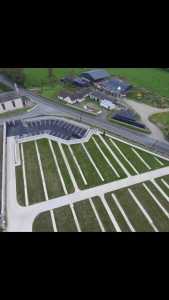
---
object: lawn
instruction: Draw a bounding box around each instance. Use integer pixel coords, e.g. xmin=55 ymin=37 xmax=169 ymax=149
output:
xmin=51 ymin=141 xmax=74 ymax=194
xmin=107 ymin=68 xmax=169 ymax=99
xmin=74 ymin=199 xmax=102 ymax=232
xmin=33 ymin=211 xmax=54 ymax=232
xmin=22 ymin=68 xmax=169 ymax=113
xmin=149 ymin=112 xmax=169 ymax=141
xmin=23 ymin=141 xmax=45 ymax=205
xmin=23 ymin=68 xmax=88 ymax=88
xmin=37 ymin=139 xmax=65 ymax=199
xmin=24 ymin=68 xmax=169 ymax=99
xmin=111 ymin=187 xmax=154 ymax=232
xmin=54 ymin=206 xmax=78 ymax=232
xmin=15 ymin=165 xmax=25 ymax=206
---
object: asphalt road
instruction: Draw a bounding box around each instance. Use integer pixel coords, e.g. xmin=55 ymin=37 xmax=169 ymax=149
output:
xmin=1 ymin=74 xmax=169 ymax=157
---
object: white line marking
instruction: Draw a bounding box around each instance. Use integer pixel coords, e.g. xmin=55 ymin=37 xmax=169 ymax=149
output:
xmin=154 ymin=156 xmax=164 ymax=166
xmin=132 ymin=148 xmax=151 ymax=170
xmin=50 ymin=210 xmax=58 ymax=232
xmin=161 ymin=178 xmax=169 ymax=190
xmin=35 ymin=141 xmax=58 ymax=232
xmin=128 ymin=188 xmax=158 ymax=232
xmin=68 ymin=145 xmax=88 ymax=185
xmin=89 ymin=198 xmax=105 ymax=232
xmin=92 ymin=136 xmax=120 ymax=178
xmin=35 ymin=141 xmax=49 ymax=201
xmin=48 ymin=140 xmax=68 ymax=194
xmin=58 ymin=143 xmax=79 ymax=191
xmin=70 ymin=204 xmax=81 ymax=232
xmin=152 ymin=179 xmax=169 ymax=203
xmin=21 ymin=144 xmax=29 ymax=207
xmin=82 ymin=143 xmax=104 ymax=182
xmin=99 ymin=134 xmax=130 ymax=177
xmin=109 ymin=138 xmax=139 ymax=175
xmin=111 ymin=193 xmax=135 ymax=232
xmin=100 ymin=195 xmax=121 ymax=232
xmin=143 ymin=183 xmax=169 ymax=219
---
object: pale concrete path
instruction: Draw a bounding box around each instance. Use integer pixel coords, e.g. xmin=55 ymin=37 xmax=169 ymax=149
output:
xmin=124 ymin=98 xmax=169 ymax=142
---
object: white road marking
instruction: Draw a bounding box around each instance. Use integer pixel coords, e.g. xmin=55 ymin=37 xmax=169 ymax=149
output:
xmin=128 ymin=188 xmax=158 ymax=232
xmin=48 ymin=140 xmax=68 ymax=194
xmin=20 ymin=143 xmax=29 ymax=207
xmin=50 ymin=210 xmax=58 ymax=232
xmin=35 ymin=141 xmax=49 ymax=201
xmin=89 ymin=198 xmax=105 ymax=232
xmin=161 ymin=178 xmax=169 ymax=190
xmin=35 ymin=141 xmax=58 ymax=232
xmin=109 ymin=138 xmax=139 ymax=175
xmin=99 ymin=134 xmax=130 ymax=177
xmin=132 ymin=148 xmax=151 ymax=170
xmin=70 ymin=204 xmax=81 ymax=232
xmin=58 ymin=143 xmax=79 ymax=191
xmin=152 ymin=179 xmax=169 ymax=203
xmin=142 ymin=183 xmax=169 ymax=219
xmin=111 ymin=193 xmax=135 ymax=232
xmin=92 ymin=136 xmax=120 ymax=178
xmin=100 ymin=195 xmax=121 ymax=232
xmin=82 ymin=143 xmax=104 ymax=182
xmin=154 ymin=156 xmax=164 ymax=166
xmin=68 ymin=145 xmax=88 ymax=185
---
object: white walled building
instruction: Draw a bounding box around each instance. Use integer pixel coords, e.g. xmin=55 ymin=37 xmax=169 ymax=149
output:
xmin=0 ymin=92 xmax=32 ymax=114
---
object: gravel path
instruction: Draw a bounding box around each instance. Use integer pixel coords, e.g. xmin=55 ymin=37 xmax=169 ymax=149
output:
xmin=124 ymin=98 xmax=169 ymax=142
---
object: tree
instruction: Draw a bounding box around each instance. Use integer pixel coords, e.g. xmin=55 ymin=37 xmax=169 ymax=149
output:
xmin=0 ymin=68 xmax=25 ymax=85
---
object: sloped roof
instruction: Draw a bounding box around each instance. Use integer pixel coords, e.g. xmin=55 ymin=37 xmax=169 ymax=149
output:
xmin=80 ymin=69 xmax=110 ymax=81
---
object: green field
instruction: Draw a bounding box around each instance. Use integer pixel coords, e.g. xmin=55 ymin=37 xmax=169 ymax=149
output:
xmin=149 ymin=112 xmax=169 ymax=141
xmin=23 ymin=68 xmax=169 ymax=98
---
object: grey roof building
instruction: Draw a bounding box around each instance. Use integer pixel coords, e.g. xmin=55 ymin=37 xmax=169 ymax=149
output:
xmin=80 ymin=69 xmax=110 ymax=82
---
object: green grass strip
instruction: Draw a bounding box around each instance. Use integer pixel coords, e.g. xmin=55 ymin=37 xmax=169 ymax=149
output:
xmin=51 ymin=141 xmax=74 ymax=194
xmin=37 ymin=139 xmax=65 ymax=199
xmin=103 ymin=136 xmax=136 ymax=175
xmin=155 ymin=177 xmax=169 ymax=197
xmin=84 ymin=139 xmax=117 ymax=182
xmin=94 ymin=135 xmax=127 ymax=179
xmin=145 ymin=181 xmax=169 ymax=213
xmin=62 ymin=144 xmax=84 ymax=189
xmin=115 ymin=188 xmax=154 ymax=232
xmin=15 ymin=166 xmax=25 ymax=206
xmin=131 ymin=184 xmax=169 ymax=232
xmin=33 ymin=211 xmax=54 ymax=232
xmin=70 ymin=143 xmax=102 ymax=188
xmin=105 ymin=193 xmax=131 ymax=232
xmin=23 ymin=141 xmax=45 ymax=205
xmin=53 ymin=206 xmax=77 ymax=232
xmin=135 ymin=148 xmax=168 ymax=169
xmin=113 ymin=139 xmax=149 ymax=174
xmin=92 ymin=197 xmax=116 ymax=232
xmin=74 ymin=199 xmax=102 ymax=232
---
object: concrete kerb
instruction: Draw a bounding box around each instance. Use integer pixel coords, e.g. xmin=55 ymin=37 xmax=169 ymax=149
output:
xmin=1 ymin=123 xmax=7 ymax=230
xmin=17 ymin=128 xmax=98 ymax=146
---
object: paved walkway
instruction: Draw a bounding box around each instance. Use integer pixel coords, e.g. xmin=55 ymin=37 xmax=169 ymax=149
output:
xmin=124 ymin=98 xmax=169 ymax=142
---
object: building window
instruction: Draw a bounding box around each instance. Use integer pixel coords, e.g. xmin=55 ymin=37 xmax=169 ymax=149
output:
xmin=1 ymin=103 xmax=6 ymax=111
xmin=12 ymin=101 xmax=16 ymax=108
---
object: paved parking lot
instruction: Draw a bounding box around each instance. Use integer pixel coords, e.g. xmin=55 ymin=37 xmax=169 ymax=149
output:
xmin=6 ymin=119 xmax=87 ymax=140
